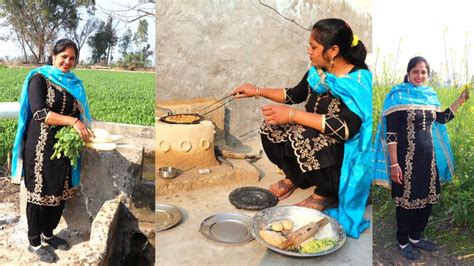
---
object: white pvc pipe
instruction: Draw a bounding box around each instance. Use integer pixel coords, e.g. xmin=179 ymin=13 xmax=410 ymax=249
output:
xmin=0 ymin=102 xmax=20 ymax=119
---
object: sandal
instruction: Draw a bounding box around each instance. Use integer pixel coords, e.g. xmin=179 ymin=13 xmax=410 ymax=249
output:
xmin=295 ymin=194 xmax=337 ymax=211
xmin=269 ymin=179 xmax=296 ymax=200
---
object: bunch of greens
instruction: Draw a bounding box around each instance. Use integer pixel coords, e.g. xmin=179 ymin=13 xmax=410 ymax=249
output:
xmin=50 ymin=126 xmax=85 ymax=166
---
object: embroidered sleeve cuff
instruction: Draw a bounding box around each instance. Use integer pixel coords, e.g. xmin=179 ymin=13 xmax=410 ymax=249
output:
xmin=284 ymin=88 xmax=297 ymax=104
xmin=324 ymin=115 xmax=349 ymax=141
xmin=33 ymin=108 xmax=51 ymax=123
xmin=386 ymin=132 xmax=398 ymax=144
xmin=446 ymin=107 xmax=455 ymax=121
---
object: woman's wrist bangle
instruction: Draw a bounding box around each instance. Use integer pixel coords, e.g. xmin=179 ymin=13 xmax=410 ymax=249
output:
xmin=288 ymin=109 xmax=294 ymax=124
xmin=255 ymin=86 xmax=261 ymax=99
xmin=71 ymin=118 xmax=79 ymax=126
xmin=390 ymin=163 xmax=399 ymax=168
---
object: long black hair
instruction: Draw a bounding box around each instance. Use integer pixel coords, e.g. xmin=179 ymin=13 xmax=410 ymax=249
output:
xmin=312 ymin=18 xmax=368 ymax=70
xmin=46 ymin=39 xmax=79 ymax=65
xmin=403 ymin=56 xmax=430 ymax=83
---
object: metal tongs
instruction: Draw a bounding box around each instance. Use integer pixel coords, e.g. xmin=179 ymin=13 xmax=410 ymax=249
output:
xmin=198 ymin=93 xmax=237 ymax=116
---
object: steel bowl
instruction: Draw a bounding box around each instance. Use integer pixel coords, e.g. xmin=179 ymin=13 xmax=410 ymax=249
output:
xmin=159 ymin=166 xmax=177 ymax=179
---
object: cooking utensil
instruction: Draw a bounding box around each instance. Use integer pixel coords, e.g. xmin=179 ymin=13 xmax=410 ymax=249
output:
xmin=278 ymin=218 xmax=329 ymax=250
xmin=157 ymin=106 xmax=173 ymax=116
xmin=250 ymin=206 xmax=346 ymax=257
xmin=198 ymin=94 xmax=234 ymax=114
xmin=228 ymin=186 xmax=278 ymax=211
xmin=156 ymin=204 xmax=183 ymax=231
xmin=157 ymin=105 xmax=203 ymax=124
xmin=159 ymin=166 xmax=178 ymax=179
xmin=200 ymin=97 xmax=235 ymax=116
xmin=160 ymin=113 xmax=203 ymax=124
xmin=216 ymin=155 xmax=233 ymax=168
xmin=199 ymin=213 xmax=254 ymax=245
xmin=158 ymin=94 xmax=237 ymax=125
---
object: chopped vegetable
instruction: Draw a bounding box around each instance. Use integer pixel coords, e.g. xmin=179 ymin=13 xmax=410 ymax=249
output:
xmin=299 ymin=238 xmax=336 ymax=254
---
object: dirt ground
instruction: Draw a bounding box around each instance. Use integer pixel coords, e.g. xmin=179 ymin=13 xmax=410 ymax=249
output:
xmin=0 ymin=173 xmax=20 ymax=230
xmin=372 ymin=201 xmax=474 ymax=265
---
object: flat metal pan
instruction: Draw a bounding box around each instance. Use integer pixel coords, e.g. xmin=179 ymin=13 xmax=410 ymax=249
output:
xmin=160 ymin=113 xmax=203 ymax=124
xmin=199 ymin=213 xmax=254 ymax=245
xmin=229 ymin=186 xmax=278 ymax=211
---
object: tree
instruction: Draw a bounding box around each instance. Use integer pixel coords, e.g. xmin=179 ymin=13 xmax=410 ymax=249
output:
xmin=87 ymin=16 xmax=117 ymax=65
xmin=119 ymin=28 xmax=133 ymax=56
xmin=118 ymin=19 xmax=152 ymax=69
xmin=72 ymin=14 xmax=100 ymax=61
xmin=0 ymin=0 xmax=94 ymax=63
xmin=134 ymin=19 xmax=148 ymax=46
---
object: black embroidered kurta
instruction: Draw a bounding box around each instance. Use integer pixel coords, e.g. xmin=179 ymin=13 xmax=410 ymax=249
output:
xmin=259 ymin=70 xmax=362 ymax=196
xmin=23 ymin=74 xmax=79 ymax=207
xmin=386 ymin=108 xmax=454 ymax=209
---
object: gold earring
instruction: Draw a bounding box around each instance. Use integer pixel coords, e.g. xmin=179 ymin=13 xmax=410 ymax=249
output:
xmin=330 ymin=59 xmax=334 ymax=68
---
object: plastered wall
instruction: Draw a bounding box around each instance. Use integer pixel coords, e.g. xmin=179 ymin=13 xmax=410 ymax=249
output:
xmin=156 ymin=0 xmax=372 ymax=144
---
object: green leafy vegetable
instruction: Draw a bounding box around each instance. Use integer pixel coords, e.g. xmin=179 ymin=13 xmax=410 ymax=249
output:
xmin=50 ymin=126 xmax=85 ymax=166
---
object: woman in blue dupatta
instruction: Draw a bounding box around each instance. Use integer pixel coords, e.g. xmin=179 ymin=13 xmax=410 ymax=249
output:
xmin=233 ymin=18 xmax=372 ymax=239
xmin=373 ymin=56 xmax=469 ymax=260
xmin=11 ymin=39 xmax=92 ymax=263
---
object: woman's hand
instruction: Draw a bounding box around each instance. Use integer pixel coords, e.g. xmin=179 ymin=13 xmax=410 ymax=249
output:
xmin=72 ymin=119 xmax=92 ymax=142
xmin=450 ymin=88 xmax=470 ymax=113
xmin=458 ymin=87 xmax=470 ymax=105
xmin=390 ymin=165 xmax=403 ymax=185
xmin=262 ymin=105 xmax=292 ymax=125
xmin=232 ymin=83 xmax=257 ymax=99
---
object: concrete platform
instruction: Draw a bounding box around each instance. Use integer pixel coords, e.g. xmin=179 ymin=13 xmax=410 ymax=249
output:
xmin=156 ymin=158 xmax=260 ymax=196
xmin=156 ymin=137 xmax=372 ymax=265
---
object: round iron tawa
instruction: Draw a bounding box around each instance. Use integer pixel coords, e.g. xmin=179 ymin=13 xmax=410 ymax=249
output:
xmin=199 ymin=213 xmax=254 ymax=245
xmin=229 ymin=186 xmax=278 ymax=211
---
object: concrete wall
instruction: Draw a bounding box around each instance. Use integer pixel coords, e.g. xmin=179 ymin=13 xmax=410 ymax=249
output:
xmin=156 ymin=0 xmax=372 ymax=144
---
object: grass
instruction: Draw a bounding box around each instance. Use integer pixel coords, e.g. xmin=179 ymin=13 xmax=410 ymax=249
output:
xmin=372 ymin=83 xmax=474 ymax=258
xmin=0 ymin=66 xmax=155 ymax=165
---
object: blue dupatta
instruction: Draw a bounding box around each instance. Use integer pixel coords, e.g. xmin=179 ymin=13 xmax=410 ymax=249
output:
xmin=11 ymin=65 xmax=92 ymax=187
xmin=372 ymin=83 xmax=454 ymax=186
xmin=307 ymin=66 xmax=373 ymax=239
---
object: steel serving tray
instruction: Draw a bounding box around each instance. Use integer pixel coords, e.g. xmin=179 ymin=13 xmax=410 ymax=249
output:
xmin=156 ymin=203 xmax=183 ymax=231
xmin=251 ymin=206 xmax=346 ymax=257
xmin=199 ymin=213 xmax=254 ymax=245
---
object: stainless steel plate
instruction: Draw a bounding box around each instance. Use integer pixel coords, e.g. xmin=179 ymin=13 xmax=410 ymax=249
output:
xmin=251 ymin=206 xmax=346 ymax=257
xmin=156 ymin=203 xmax=183 ymax=231
xmin=199 ymin=213 xmax=254 ymax=245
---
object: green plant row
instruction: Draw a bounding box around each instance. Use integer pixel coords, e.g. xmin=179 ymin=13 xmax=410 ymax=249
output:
xmin=0 ymin=67 xmax=155 ymax=165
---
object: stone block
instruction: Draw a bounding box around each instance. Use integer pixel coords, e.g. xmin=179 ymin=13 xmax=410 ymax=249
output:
xmin=62 ymin=144 xmax=143 ymax=236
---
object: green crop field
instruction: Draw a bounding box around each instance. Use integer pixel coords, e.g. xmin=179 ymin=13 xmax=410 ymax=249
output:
xmin=0 ymin=66 xmax=155 ymax=165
